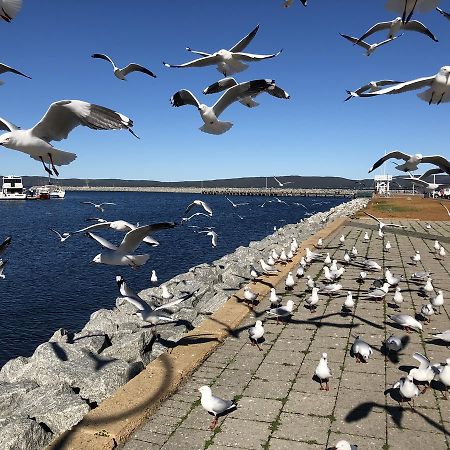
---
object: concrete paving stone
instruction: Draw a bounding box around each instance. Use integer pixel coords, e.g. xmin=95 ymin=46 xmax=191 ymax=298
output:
xmin=283 ymin=391 xmax=336 ymax=417
xmin=386 ymin=405 xmax=444 ymax=433
xmin=208 ymin=446 xmax=248 ymax=450
xmin=156 ymin=404 xmax=191 ymax=419
xmin=213 ymin=369 xmax=254 ymax=387
xmin=268 ymin=437 xmax=322 ymax=449
xmin=340 ymin=371 xmax=385 ymax=391
xmin=387 ymin=428 xmax=448 ymax=450
xmin=332 ymin=409 xmax=386 ymax=439
xmin=244 ymin=378 xmax=291 ymax=400
xmin=178 ymin=406 xmax=218 ymax=431
xmin=214 ymin=417 xmax=271 ymax=449
xmin=227 ymin=355 xmax=265 ymax=371
xmin=327 ymin=432 xmax=386 ymax=450
xmin=344 ymin=359 xmax=385 ymax=374
xmin=194 ymin=366 xmax=225 ymax=379
xmin=264 ymin=350 xmax=305 ymax=366
xmin=255 ymin=362 xmax=299 ymax=382
xmin=138 ymin=413 xmax=181 ymax=434
xmin=131 ymin=429 xmax=168 ymax=445
xmin=232 ymin=397 xmax=282 ymax=422
xmin=161 ymin=427 xmax=212 ymax=450
xmin=122 ymin=439 xmax=162 ymax=450
xmin=273 ymin=412 xmax=330 ymax=446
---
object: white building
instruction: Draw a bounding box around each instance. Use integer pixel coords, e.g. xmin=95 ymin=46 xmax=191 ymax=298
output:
xmin=374 ymin=175 xmax=392 ymax=196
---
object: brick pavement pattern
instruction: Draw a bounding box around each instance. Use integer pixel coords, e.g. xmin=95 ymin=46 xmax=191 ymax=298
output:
xmin=123 ymin=219 xmax=450 ymax=450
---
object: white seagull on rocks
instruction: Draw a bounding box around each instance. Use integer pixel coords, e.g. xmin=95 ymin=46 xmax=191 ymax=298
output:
xmin=260 ymin=259 xmax=279 ymax=275
xmin=164 ymin=25 xmax=282 ymax=76
xmin=198 ymin=386 xmax=236 ymax=430
xmin=88 ymin=222 xmax=175 ymax=267
xmin=386 ymin=0 xmax=440 ymax=23
xmin=0 ymin=100 xmax=137 ymax=176
xmin=270 ymin=288 xmax=282 ymax=307
xmin=355 ymin=17 xmax=438 ymax=43
xmin=150 ymin=270 xmax=158 ymax=285
xmin=0 ymin=0 xmax=22 ymax=22
xmin=315 ymin=353 xmax=332 ymax=391
xmin=345 ymin=80 xmax=403 ymax=101
xmin=340 ymin=33 xmax=402 ymax=56
xmin=203 ymin=77 xmax=289 ymax=108
xmin=359 ymin=66 xmax=450 ymax=105
xmin=244 ymin=286 xmax=258 ymax=306
xmin=171 ymin=79 xmax=276 ymax=135
xmin=369 ymin=151 xmax=450 ymax=174
xmin=91 ymin=53 xmax=156 ymax=80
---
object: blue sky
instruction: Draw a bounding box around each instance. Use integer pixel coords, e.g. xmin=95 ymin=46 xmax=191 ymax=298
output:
xmin=0 ymin=0 xmax=449 ymax=181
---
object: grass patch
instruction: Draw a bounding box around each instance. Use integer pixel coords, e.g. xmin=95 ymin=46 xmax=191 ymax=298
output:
xmin=270 ymin=417 xmax=281 ymax=433
xmin=373 ymin=203 xmax=415 ymax=213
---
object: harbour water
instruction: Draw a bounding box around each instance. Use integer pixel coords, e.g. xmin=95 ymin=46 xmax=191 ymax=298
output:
xmin=0 ymin=191 xmax=346 ymax=366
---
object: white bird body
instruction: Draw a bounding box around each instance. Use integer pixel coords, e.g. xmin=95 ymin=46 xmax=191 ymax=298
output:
xmin=0 ymin=259 xmax=7 ymax=279
xmin=315 ymin=353 xmax=331 ymax=390
xmin=410 ymin=352 xmax=435 ymax=383
xmin=272 ymin=249 xmax=280 ymax=261
xmin=433 ymin=358 xmax=450 ymax=393
xmin=385 ymin=269 xmax=401 ymax=286
xmin=439 ymin=246 xmax=446 ymax=258
xmin=280 ymin=250 xmax=288 ymax=263
xmin=344 ymin=291 xmax=355 ymax=309
xmin=367 ymin=282 xmax=390 ymax=300
xmin=364 ymin=232 xmax=370 ymax=241
xmin=343 ymin=251 xmax=351 ymax=264
xmin=151 ymin=270 xmax=158 ymax=285
xmin=359 ymin=271 xmax=367 ymax=282
xmin=248 ymin=320 xmax=264 ymax=342
xmin=306 ymin=275 xmax=315 ymax=289
xmin=269 ymin=288 xmax=281 ymax=307
xmin=324 ymin=253 xmax=332 ymax=265
xmin=434 ymin=329 xmax=450 ymax=343
xmin=431 ymin=290 xmax=444 ymax=313
xmin=306 ymin=247 xmax=322 ymax=261
xmin=340 ymin=33 xmax=401 ymax=56
xmin=296 ymin=266 xmax=304 ymax=278
xmin=390 ymin=314 xmax=423 ymax=332
xmin=285 ymin=272 xmax=295 ymax=289
xmin=364 ymin=260 xmax=382 ymax=271
xmin=323 ymin=266 xmax=344 ymax=282
xmin=300 ymin=256 xmax=307 ymax=268
xmin=351 ymin=246 xmax=358 ymax=257
xmin=412 ymin=251 xmax=421 ymax=264
xmin=330 ymin=440 xmax=357 ymax=450
xmin=316 ymin=238 xmax=323 ymax=248
xmin=161 ymin=284 xmax=173 ymax=301
xmin=339 ymin=235 xmax=345 ymax=245
xmin=330 ymin=259 xmax=338 ymax=271
xmin=393 ymin=375 xmax=419 ymax=401
xmin=424 ymin=277 xmax=434 ymax=295
xmin=385 ymin=241 xmax=392 ymax=251
xmin=287 ymin=250 xmax=294 ymax=259
xmin=91 ymin=53 xmax=156 ymax=80
xmin=393 ymin=287 xmax=404 ymax=307
xmin=306 ymin=287 xmax=320 ymax=310
xmin=267 ymin=300 xmax=294 ymax=320
xmin=260 ymin=259 xmax=278 ymax=275
xmin=352 ymin=336 xmax=373 ymax=362
xmin=198 ymin=385 xmax=236 ymax=430
xmin=244 ymin=287 xmax=258 ymax=303
xmin=421 ymin=303 xmax=434 ymax=321
xmin=267 ymin=256 xmax=276 ymax=266
xmin=320 ymin=283 xmax=342 ymax=295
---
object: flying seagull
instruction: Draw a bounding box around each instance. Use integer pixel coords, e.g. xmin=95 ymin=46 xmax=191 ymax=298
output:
xmin=273 ymin=176 xmax=293 ymax=187
xmin=181 ymin=212 xmax=211 ymax=224
xmin=340 ymin=33 xmax=402 ymax=56
xmin=50 ymin=229 xmax=71 ymax=242
xmin=164 ymin=25 xmax=282 ymax=76
xmin=184 ymin=200 xmax=213 ymax=216
xmin=91 ymin=53 xmax=156 ymax=80
xmin=88 ymin=222 xmax=175 ymax=267
xmin=0 ymin=100 xmax=138 ymax=176
xmin=199 ymin=230 xmax=218 ymax=248
xmin=203 ymin=77 xmax=289 ymax=108
xmin=345 ymin=80 xmax=405 ymax=101
xmin=368 ymin=151 xmax=450 ymax=175
xmin=404 ymin=169 xmax=449 ymax=191
xmin=81 ymin=201 xmax=116 ymax=212
xmin=225 ymin=197 xmax=249 ymax=208
xmin=356 ymin=17 xmax=438 ymax=43
xmin=386 ymin=0 xmax=440 ymax=23
xmin=364 ymin=212 xmax=408 ymax=230
xmin=0 ymin=259 xmax=6 ymax=279
xmin=0 ymin=0 xmax=22 ymax=22
xmin=358 ymin=66 xmax=450 ymax=105
xmin=0 ymin=63 xmax=31 ymax=83
xmin=171 ymin=79 xmax=275 ymax=135
xmin=0 ymin=236 xmax=11 ymax=256
xmin=436 ymin=7 xmax=450 ymax=20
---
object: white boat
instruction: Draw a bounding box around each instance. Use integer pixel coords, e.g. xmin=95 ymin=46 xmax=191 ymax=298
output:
xmin=47 ymin=184 xmax=65 ymax=199
xmin=29 ymin=184 xmax=65 ymax=199
xmin=0 ymin=176 xmax=27 ymax=200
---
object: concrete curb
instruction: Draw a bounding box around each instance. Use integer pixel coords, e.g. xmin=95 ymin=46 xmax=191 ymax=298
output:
xmin=46 ymin=217 xmax=347 ymax=450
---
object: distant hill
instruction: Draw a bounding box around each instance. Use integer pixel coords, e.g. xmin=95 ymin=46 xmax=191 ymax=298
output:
xmin=2 ymin=174 xmax=449 ymax=190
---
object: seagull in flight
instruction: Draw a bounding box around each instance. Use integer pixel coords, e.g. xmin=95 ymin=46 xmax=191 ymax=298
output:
xmin=358 ymin=66 xmax=450 ymax=105
xmin=88 ymin=222 xmax=175 ymax=267
xmin=81 ymin=201 xmax=116 ymax=213
xmin=91 ymin=53 xmax=156 ymax=80
xmin=171 ymin=79 xmax=275 ymax=135
xmin=199 ymin=230 xmax=218 ymax=248
xmin=181 ymin=212 xmax=211 ymax=224
xmin=203 ymin=77 xmax=289 ymax=108
xmin=0 ymin=62 xmax=31 ymax=84
xmin=355 ymin=17 xmax=438 ymax=43
xmin=273 ymin=197 xmax=289 ymax=205
xmin=404 ymin=169 xmax=448 ymax=192
xmin=164 ymin=25 xmax=282 ymax=76
xmin=345 ymin=80 xmax=404 ymax=101
xmin=0 ymin=236 xmax=11 ymax=256
xmin=184 ymin=200 xmax=213 ymax=216
xmin=340 ymin=33 xmax=402 ymax=56
xmin=50 ymin=229 xmax=71 ymax=242
xmin=273 ymin=177 xmax=293 ymax=187
xmin=0 ymin=0 xmax=22 ymax=22
xmin=364 ymin=212 xmax=407 ymax=230
xmin=436 ymin=7 xmax=450 ymax=20
xmin=225 ymin=196 xmax=249 ymax=208
xmin=368 ymin=151 xmax=450 ymax=175
xmin=0 ymin=100 xmax=137 ymax=176
xmin=386 ymin=0 xmax=440 ymax=23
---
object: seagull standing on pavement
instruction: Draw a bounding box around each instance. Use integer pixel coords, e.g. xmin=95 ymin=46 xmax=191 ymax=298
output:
xmin=198 ymin=386 xmax=237 ymax=430
xmin=393 ymin=375 xmax=420 ymax=407
xmin=267 ymin=299 xmax=294 ymax=324
xmin=351 ymin=336 xmax=373 ymax=363
xmin=431 ymin=290 xmax=444 ymax=313
xmin=393 ymin=287 xmax=404 ymax=309
xmin=306 ymin=287 xmax=320 ymax=312
xmin=248 ymin=320 xmax=264 ymax=350
xmin=315 ymin=353 xmax=332 ymax=391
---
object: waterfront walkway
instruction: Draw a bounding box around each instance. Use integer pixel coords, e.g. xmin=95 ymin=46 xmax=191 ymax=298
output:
xmin=122 ymin=219 xmax=450 ymax=450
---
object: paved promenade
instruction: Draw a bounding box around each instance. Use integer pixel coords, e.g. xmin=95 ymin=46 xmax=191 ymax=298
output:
xmin=123 ymin=219 xmax=450 ymax=450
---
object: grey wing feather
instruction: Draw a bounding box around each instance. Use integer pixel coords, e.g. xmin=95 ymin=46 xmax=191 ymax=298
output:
xmin=0 ymin=117 xmax=20 ymax=131
xmin=402 ymin=20 xmax=438 ymax=41
xmin=121 ymin=63 xmax=156 ymax=78
xmin=421 ymin=156 xmax=450 ymax=174
xmin=211 ymin=395 xmax=235 ymax=414
xmin=232 ymin=50 xmax=282 ymax=62
xmin=121 ymin=295 xmax=152 ymax=313
xmin=267 ymin=85 xmax=290 ymax=99
xmin=229 ymin=24 xmax=260 ymax=52
xmin=73 ymin=222 xmax=112 ymax=234
xmin=340 ymin=33 xmax=370 ymax=50
xmin=171 ymin=90 xmax=201 ymax=108
xmin=118 ymin=222 xmax=175 ymax=253
xmin=420 ymin=168 xmax=445 ymax=179
xmin=0 ymin=63 xmax=31 ymax=79
xmin=163 ymin=55 xmax=221 ymax=69
xmin=213 ymin=79 xmax=274 ymax=117
xmin=86 ymin=232 xmax=118 ymax=251
xmin=369 ymin=151 xmax=412 ymax=172
xmin=357 ymin=22 xmax=392 ymax=41
xmin=203 ymin=77 xmax=238 ymax=95
xmin=359 ymin=76 xmax=435 ymax=97
xmin=91 ymin=53 xmax=116 ymax=67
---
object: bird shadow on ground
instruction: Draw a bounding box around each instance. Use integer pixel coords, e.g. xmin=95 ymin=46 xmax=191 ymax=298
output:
xmin=425 ymin=338 xmax=450 ymax=348
xmin=155 ymin=333 xmax=224 ymax=353
xmin=345 ymin=401 xmax=450 ymax=435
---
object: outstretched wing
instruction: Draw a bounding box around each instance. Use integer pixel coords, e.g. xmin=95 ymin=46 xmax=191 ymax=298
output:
xmin=233 ymin=50 xmax=282 ymax=62
xmin=420 ymin=168 xmax=445 ymax=180
xmin=171 ymin=90 xmax=201 ymax=108
xmin=73 ymin=222 xmax=112 ymax=234
xmin=421 ymin=156 xmax=450 ymax=175
xmin=0 ymin=236 xmax=11 ymax=255
xmin=402 ymin=20 xmax=438 ymax=41
xmin=267 ymin=84 xmax=290 ymax=99
xmin=203 ymin=77 xmax=238 ymax=95
xmin=357 ymin=22 xmax=392 ymax=42
xmin=118 ymin=222 xmax=175 ymax=253
xmin=30 ymin=100 xmax=136 ymax=142
xmin=0 ymin=63 xmax=31 ymax=78
xmin=340 ymin=33 xmax=370 ymax=50
xmin=0 ymin=117 xmax=20 ymax=131
xmin=163 ymin=54 xmax=222 ymax=69
xmin=86 ymin=232 xmax=118 ymax=250
xmin=121 ymin=63 xmax=156 ymax=78
xmin=213 ymin=79 xmax=275 ymax=117
xmin=229 ymin=24 xmax=260 ymax=52
xmin=359 ymin=76 xmax=434 ymax=98
xmin=413 ymin=352 xmax=430 ymax=370
xmin=91 ymin=53 xmax=116 ymax=67
xmin=369 ymin=151 xmax=412 ymax=172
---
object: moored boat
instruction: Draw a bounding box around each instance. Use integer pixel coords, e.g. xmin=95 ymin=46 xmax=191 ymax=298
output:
xmin=0 ymin=176 xmax=27 ymax=200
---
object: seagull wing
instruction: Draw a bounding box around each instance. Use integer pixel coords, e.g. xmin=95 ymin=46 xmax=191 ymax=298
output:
xmin=213 ymin=79 xmax=275 ymax=117
xmin=121 ymin=63 xmax=156 ymax=78
xmin=375 ymin=35 xmax=401 ymax=48
xmin=359 ymin=76 xmax=435 ymax=97
xmin=0 ymin=63 xmax=31 ymax=78
xmin=225 ymin=196 xmax=236 ymax=206
xmin=118 ymin=222 xmax=175 ymax=253
xmin=402 ymin=20 xmax=438 ymax=41
xmin=0 ymin=0 xmax=22 ymax=22
xmin=363 ymin=211 xmax=382 ymax=224
xmin=99 ymin=202 xmax=116 ymax=207
xmin=229 ymin=24 xmax=260 ymax=52
xmin=185 ymin=48 xmax=212 ymax=57
xmin=340 ymin=33 xmax=370 ymax=50
xmin=121 ymin=295 xmax=152 ymax=313
xmin=49 ymin=228 xmax=63 ymax=239
xmin=421 ymin=156 xmax=450 ymax=174
xmin=210 ymin=395 xmax=235 ymax=414
xmin=0 ymin=236 xmax=11 ymax=255
xmin=232 ymin=50 xmax=282 ymax=61
xmin=86 ymin=232 xmax=118 ymax=250
xmin=30 ymin=100 xmax=136 ymax=143
xmin=436 ymin=7 xmax=450 ymax=20
xmin=376 ymin=80 xmax=405 ymax=87
xmin=357 ymin=22 xmax=393 ymax=41
xmin=440 ymin=202 xmax=450 ymax=215
xmin=203 ymin=77 xmax=238 ymax=95
xmin=267 ymin=85 xmax=290 ymax=99
xmin=420 ymin=168 xmax=445 ymax=179
xmin=73 ymin=222 xmax=112 ymax=234
xmin=369 ymin=151 xmax=413 ymax=172
xmin=171 ymin=90 xmax=201 ymax=108
xmin=413 ymin=352 xmax=430 ymax=370
xmin=0 ymin=117 xmax=20 ymax=131
xmin=163 ymin=54 xmax=222 ymax=69
xmin=91 ymin=53 xmax=116 ymax=68
xmin=116 ymin=275 xmax=142 ymax=299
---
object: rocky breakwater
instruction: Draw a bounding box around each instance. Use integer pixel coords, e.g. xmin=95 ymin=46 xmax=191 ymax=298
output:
xmin=0 ymin=198 xmax=369 ymax=450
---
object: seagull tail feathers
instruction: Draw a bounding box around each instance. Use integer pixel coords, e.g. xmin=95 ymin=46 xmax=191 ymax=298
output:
xmin=199 ymin=121 xmax=233 ymax=135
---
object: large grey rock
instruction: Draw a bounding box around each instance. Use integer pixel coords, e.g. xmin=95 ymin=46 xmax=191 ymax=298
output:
xmin=0 ymin=357 xmax=30 ymax=384
xmin=20 ymin=384 xmax=90 ymax=434
xmin=101 ymin=329 xmax=154 ymax=364
xmin=0 ymin=381 xmax=38 ymax=418
xmin=194 ymin=290 xmax=229 ymax=315
xmin=0 ymin=418 xmax=52 ymax=450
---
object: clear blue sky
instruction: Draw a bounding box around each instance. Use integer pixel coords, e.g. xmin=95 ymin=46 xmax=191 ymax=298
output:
xmin=1 ymin=1 xmax=449 ymax=181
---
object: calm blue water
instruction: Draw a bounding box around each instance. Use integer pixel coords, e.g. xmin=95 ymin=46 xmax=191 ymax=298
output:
xmin=0 ymin=192 xmax=346 ymax=366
